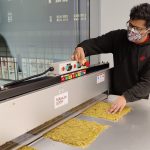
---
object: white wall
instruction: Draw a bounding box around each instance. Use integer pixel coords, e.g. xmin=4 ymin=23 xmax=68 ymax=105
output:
xmin=100 ymin=0 xmax=150 ymax=34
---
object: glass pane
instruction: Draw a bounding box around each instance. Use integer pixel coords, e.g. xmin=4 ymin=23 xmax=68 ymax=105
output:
xmin=0 ymin=0 xmax=89 ymax=86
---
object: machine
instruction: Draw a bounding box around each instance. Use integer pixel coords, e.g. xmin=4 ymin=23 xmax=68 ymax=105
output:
xmin=1 ymin=60 xmax=150 ymax=150
xmin=0 ymin=61 xmax=110 ymax=150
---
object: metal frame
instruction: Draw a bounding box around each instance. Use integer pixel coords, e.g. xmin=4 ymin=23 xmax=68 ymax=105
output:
xmin=0 ymin=68 xmax=109 ymax=146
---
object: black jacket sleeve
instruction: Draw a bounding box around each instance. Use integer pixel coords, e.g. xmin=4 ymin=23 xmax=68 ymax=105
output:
xmin=123 ymin=58 xmax=150 ymax=102
xmin=77 ymin=30 xmax=116 ymax=56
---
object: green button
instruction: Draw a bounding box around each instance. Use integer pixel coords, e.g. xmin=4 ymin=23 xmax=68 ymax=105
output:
xmin=77 ymin=63 xmax=81 ymax=68
xmin=66 ymin=66 xmax=69 ymax=70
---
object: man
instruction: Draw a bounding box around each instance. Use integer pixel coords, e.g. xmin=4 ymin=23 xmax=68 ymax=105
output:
xmin=72 ymin=3 xmax=150 ymax=114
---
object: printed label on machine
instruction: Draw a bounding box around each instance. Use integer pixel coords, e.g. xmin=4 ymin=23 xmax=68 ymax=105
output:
xmin=97 ymin=73 xmax=105 ymax=84
xmin=54 ymin=92 xmax=68 ymax=109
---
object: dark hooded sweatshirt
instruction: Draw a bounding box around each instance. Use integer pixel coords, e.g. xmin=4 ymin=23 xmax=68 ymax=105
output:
xmin=77 ymin=29 xmax=150 ymax=102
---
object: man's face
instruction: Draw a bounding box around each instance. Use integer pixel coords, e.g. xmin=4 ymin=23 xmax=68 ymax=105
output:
xmin=127 ymin=19 xmax=150 ymax=43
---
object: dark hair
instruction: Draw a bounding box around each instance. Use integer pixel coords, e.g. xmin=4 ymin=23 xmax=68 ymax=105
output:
xmin=130 ymin=3 xmax=150 ymax=28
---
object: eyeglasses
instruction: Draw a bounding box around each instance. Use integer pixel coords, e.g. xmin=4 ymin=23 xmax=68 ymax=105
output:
xmin=126 ymin=21 xmax=148 ymax=32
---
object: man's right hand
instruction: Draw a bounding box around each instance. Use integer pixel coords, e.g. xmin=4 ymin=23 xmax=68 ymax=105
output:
xmin=72 ymin=47 xmax=86 ymax=65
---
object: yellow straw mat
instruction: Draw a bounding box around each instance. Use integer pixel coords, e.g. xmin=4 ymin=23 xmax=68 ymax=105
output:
xmin=82 ymin=101 xmax=131 ymax=121
xmin=18 ymin=146 xmax=36 ymax=150
xmin=44 ymin=118 xmax=108 ymax=148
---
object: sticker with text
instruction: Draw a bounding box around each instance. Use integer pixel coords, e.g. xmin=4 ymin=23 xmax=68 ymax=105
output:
xmin=54 ymin=92 xmax=68 ymax=109
xmin=97 ymin=73 xmax=105 ymax=84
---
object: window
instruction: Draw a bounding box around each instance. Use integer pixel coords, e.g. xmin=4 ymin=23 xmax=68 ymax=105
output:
xmin=0 ymin=0 xmax=89 ymax=86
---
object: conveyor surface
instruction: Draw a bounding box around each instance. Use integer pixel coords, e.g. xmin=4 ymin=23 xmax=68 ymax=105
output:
xmin=29 ymin=95 xmax=150 ymax=150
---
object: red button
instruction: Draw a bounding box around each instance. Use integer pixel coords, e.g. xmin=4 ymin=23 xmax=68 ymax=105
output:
xmin=61 ymin=76 xmax=65 ymax=82
xmin=74 ymin=64 xmax=76 ymax=68
xmin=62 ymin=67 xmax=65 ymax=71
xmin=84 ymin=61 xmax=90 ymax=67
xmin=72 ymin=73 xmax=75 ymax=78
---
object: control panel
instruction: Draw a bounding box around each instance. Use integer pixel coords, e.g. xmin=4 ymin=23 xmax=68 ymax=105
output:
xmin=52 ymin=60 xmax=90 ymax=75
xmin=61 ymin=69 xmax=86 ymax=82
